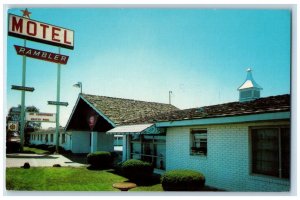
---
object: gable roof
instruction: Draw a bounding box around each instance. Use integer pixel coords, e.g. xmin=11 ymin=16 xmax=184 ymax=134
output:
xmin=123 ymin=94 xmax=290 ymax=125
xmin=79 ymin=94 xmax=179 ymax=126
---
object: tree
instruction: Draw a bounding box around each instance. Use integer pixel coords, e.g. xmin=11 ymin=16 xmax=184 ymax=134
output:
xmin=6 ymin=105 xmax=42 ymax=144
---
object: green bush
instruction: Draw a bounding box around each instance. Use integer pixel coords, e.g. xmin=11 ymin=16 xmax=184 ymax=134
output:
xmin=161 ymin=170 xmax=205 ymax=191
xmin=36 ymin=144 xmax=48 ymax=150
xmin=87 ymin=151 xmax=112 ymax=169
xmin=120 ymin=159 xmax=154 ymax=182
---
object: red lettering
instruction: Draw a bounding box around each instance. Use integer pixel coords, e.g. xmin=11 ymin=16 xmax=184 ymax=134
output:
xmin=12 ymin=16 xmax=23 ymax=33
xmin=52 ymin=27 xmax=60 ymax=42
xmin=40 ymin=24 xmax=49 ymax=38
xmin=27 ymin=21 xmax=37 ymax=36
xmin=64 ymin=30 xmax=71 ymax=45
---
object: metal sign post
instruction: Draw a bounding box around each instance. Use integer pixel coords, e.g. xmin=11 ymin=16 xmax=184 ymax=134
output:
xmin=19 ymin=39 xmax=27 ymax=151
xmin=55 ymin=47 xmax=61 ymax=153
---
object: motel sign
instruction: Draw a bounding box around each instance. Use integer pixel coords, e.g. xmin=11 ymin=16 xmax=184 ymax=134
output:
xmin=14 ymin=45 xmax=69 ymax=64
xmin=8 ymin=14 xmax=74 ymax=49
xmin=8 ymin=9 xmax=74 ymax=152
xmin=26 ymin=112 xmax=56 ymax=123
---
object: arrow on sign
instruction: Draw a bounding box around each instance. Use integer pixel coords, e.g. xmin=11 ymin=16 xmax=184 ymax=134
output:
xmin=12 ymin=85 xmax=34 ymax=92
xmin=48 ymin=101 xmax=69 ymax=106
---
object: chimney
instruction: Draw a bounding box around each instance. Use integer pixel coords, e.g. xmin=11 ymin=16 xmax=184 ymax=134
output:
xmin=238 ymin=68 xmax=262 ymax=102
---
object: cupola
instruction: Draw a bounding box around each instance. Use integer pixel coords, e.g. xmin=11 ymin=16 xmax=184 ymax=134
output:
xmin=238 ymin=68 xmax=262 ymax=102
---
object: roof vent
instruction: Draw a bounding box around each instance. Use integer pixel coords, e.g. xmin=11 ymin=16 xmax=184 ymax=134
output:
xmin=238 ymin=68 xmax=262 ymax=102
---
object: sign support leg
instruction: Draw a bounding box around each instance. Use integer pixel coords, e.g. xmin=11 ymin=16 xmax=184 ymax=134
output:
xmin=55 ymin=47 xmax=61 ymax=153
xmin=20 ymin=39 xmax=27 ymax=152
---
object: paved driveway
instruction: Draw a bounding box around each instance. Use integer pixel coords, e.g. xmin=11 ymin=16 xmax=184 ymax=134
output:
xmin=6 ymin=153 xmax=87 ymax=168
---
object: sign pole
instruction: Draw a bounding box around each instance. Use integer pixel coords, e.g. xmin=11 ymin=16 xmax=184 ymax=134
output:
xmin=55 ymin=47 xmax=61 ymax=153
xmin=19 ymin=39 xmax=27 ymax=151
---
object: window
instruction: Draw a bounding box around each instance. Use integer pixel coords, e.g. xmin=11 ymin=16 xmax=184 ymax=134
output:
xmin=240 ymin=90 xmax=252 ymax=99
xmin=130 ymin=135 xmax=166 ymax=170
xmin=251 ymin=126 xmax=290 ymax=179
xmin=45 ymin=134 xmax=48 ymax=143
xmin=50 ymin=134 xmax=54 ymax=142
xmin=114 ymin=136 xmax=123 ymax=146
xmin=190 ymin=129 xmax=207 ymax=156
xmin=62 ymin=134 xmax=66 ymax=144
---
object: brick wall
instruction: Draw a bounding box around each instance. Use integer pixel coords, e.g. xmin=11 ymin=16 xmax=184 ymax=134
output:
xmin=166 ymin=121 xmax=290 ymax=191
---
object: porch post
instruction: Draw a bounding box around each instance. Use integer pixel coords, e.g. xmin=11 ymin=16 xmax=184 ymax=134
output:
xmin=91 ymin=131 xmax=98 ymax=153
xmin=122 ymin=135 xmax=127 ymax=161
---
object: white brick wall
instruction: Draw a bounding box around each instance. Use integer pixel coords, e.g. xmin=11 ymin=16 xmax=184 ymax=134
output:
xmin=166 ymin=121 xmax=290 ymax=191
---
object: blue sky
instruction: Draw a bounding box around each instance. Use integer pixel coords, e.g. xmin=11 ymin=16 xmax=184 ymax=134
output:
xmin=6 ymin=8 xmax=291 ymax=128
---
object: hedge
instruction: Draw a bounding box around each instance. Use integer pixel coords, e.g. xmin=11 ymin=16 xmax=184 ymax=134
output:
xmin=120 ymin=159 xmax=154 ymax=181
xmin=161 ymin=170 xmax=205 ymax=191
xmin=87 ymin=151 xmax=112 ymax=169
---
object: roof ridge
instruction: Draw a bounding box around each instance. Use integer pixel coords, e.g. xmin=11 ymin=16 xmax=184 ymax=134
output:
xmin=144 ymin=93 xmax=291 ymax=114
xmin=81 ymin=93 xmax=178 ymax=107
xmin=110 ymin=94 xmax=290 ymax=125
xmin=196 ymin=93 xmax=290 ymax=110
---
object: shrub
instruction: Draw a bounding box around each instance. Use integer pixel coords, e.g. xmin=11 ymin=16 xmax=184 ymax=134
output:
xmin=87 ymin=151 xmax=112 ymax=169
xmin=37 ymin=144 xmax=49 ymax=150
xmin=23 ymin=162 xmax=30 ymax=169
xmin=53 ymin=164 xmax=61 ymax=167
xmin=120 ymin=159 xmax=154 ymax=182
xmin=28 ymin=144 xmax=36 ymax=148
xmin=47 ymin=145 xmax=56 ymax=152
xmin=161 ymin=170 xmax=205 ymax=191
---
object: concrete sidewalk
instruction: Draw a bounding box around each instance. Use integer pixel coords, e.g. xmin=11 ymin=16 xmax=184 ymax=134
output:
xmin=6 ymin=153 xmax=87 ymax=168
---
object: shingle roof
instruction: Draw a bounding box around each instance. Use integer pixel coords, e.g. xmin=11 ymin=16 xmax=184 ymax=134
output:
xmin=81 ymin=94 xmax=179 ymax=126
xmin=123 ymin=94 xmax=290 ymax=124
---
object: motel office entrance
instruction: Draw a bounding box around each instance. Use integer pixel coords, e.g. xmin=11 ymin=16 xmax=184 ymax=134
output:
xmin=129 ymin=134 xmax=166 ymax=170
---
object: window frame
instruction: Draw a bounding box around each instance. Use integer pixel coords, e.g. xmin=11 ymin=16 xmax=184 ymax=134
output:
xmin=249 ymin=125 xmax=290 ymax=179
xmin=190 ymin=129 xmax=208 ymax=156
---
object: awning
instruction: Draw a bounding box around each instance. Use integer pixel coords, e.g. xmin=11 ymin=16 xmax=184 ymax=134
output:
xmin=106 ymin=123 xmax=165 ymax=135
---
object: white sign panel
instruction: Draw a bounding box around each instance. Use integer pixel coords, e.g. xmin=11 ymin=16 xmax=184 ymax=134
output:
xmin=26 ymin=112 xmax=56 ymax=123
xmin=8 ymin=14 xmax=74 ymax=50
xmin=8 ymin=121 xmax=19 ymax=131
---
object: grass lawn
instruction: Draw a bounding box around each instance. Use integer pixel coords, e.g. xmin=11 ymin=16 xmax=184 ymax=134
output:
xmin=22 ymin=146 xmax=51 ymax=154
xmin=6 ymin=167 xmax=163 ymax=191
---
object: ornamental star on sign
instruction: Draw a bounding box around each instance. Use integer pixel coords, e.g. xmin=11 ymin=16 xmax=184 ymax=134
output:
xmin=21 ymin=8 xmax=31 ymax=18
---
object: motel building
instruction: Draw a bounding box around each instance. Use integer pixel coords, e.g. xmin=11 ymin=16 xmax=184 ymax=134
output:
xmin=29 ymin=69 xmax=290 ymax=192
